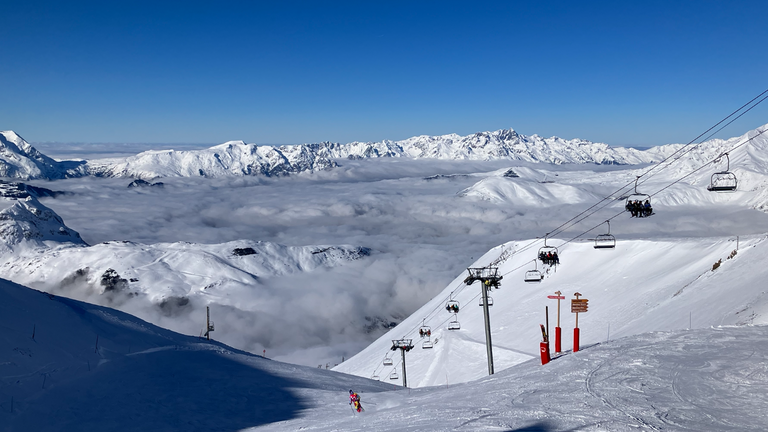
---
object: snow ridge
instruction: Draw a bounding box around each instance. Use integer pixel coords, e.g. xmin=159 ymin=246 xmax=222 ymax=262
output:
xmin=0 ymin=131 xmax=87 ymax=179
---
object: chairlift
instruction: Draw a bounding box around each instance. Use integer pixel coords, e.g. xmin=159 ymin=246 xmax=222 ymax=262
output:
xmin=708 ymin=152 xmax=738 ymax=192
xmin=422 ymin=337 xmax=433 ymax=349
xmin=389 ymin=370 xmax=399 ymax=380
xmin=479 ymin=295 xmax=494 ymax=307
xmin=418 ymin=319 xmax=432 ymax=338
xmin=538 ymin=233 xmax=560 ymax=265
xmin=371 ymin=371 xmax=380 ymax=380
xmin=524 ymin=260 xmax=544 ymax=282
xmin=448 ymin=316 xmax=461 ymax=330
xmin=445 ymin=299 xmax=460 ymax=314
xmin=594 ymin=220 xmax=616 ymax=249
xmin=383 ymin=354 xmax=393 ymax=366
xmin=625 ymin=176 xmax=653 ymax=217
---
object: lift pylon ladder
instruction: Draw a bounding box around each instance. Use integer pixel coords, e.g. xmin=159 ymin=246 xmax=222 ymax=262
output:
xmin=464 ymin=266 xmax=502 ymax=375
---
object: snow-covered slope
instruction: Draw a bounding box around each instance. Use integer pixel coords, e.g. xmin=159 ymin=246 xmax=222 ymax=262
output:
xmin=0 ymin=197 xmax=86 ymax=252
xmin=259 ymin=324 xmax=768 ymax=431
xmin=0 ymin=278 xmax=391 ymax=432
xmin=335 ymin=232 xmax=768 ymax=387
xmin=0 ymin=131 xmax=87 ymax=180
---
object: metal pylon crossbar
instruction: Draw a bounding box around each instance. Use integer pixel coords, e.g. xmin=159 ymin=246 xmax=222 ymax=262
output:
xmin=464 ymin=267 xmax=503 ymax=286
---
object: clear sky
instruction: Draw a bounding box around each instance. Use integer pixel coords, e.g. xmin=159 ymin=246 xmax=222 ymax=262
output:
xmin=2 ymin=0 xmax=768 ymax=147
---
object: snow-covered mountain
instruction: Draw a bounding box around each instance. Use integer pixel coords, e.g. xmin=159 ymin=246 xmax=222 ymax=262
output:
xmin=1 ymin=127 xmax=685 ymax=180
xmin=315 ymin=128 xmax=679 ymax=164
xmin=86 ymin=140 xmax=339 ymax=179
xmin=0 ymin=197 xmax=86 ymax=252
xmin=0 ymin=131 xmax=87 ymax=179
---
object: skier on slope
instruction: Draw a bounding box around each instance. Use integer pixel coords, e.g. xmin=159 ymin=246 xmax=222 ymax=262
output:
xmin=349 ymin=389 xmax=363 ymax=412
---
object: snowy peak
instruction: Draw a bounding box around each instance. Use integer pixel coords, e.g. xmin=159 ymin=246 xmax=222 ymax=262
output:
xmin=0 ymin=196 xmax=86 ymax=249
xmin=0 ymin=130 xmax=87 ymax=180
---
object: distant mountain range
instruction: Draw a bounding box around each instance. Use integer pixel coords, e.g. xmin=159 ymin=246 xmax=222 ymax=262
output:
xmin=0 ymin=128 xmax=684 ymax=180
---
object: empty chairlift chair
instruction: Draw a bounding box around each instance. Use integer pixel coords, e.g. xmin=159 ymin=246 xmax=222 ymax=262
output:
xmin=448 ymin=316 xmax=461 ymax=330
xmin=594 ymin=220 xmax=616 ymax=249
xmin=479 ymin=295 xmax=494 ymax=307
xmin=389 ymin=370 xmax=399 ymax=380
xmin=383 ymin=354 xmax=393 ymax=366
xmin=708 ymin=152 xmax=738 ymax=192
xmin=524 ymin=260 xmax=544 ymax=282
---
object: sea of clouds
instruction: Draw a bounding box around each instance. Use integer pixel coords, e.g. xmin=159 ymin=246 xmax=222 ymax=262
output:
xmin=22 ymin=147 xmax=768 ymax=366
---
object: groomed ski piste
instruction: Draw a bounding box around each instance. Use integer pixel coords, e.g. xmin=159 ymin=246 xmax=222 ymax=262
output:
xmin=3 ymin=277 xmax=768 ymax=431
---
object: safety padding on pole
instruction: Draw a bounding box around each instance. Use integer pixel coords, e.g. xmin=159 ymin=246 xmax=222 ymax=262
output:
xmin=555 ymin=326 xmax=562 ymax=353
xmin=573 ymin=327 xmax=580 ymax=352
xmin=540 ymin=341 xmax=551 ymax=365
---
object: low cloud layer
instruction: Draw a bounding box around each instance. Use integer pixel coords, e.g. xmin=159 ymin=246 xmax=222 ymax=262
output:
xmin=25 ymin=157 xmax=768 ymax=365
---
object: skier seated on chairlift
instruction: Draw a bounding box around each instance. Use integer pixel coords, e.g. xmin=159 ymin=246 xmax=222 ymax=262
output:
xmin=446 ymin=304 xmax=459 ymax=313
xmin=349 ymin=389 xmax=362 ymax=412
xmin=643 ymin=200 xmax=652 ymax=217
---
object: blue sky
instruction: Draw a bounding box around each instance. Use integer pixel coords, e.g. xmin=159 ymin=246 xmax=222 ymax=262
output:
xmin=2 ymin=1 xmax=767 ymax=147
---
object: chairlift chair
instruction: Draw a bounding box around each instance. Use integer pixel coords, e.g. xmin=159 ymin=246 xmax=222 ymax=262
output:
xmin=418 ymin=319 xmax=432 ymax=338
xmin=625 ymin=176 xmax=653 ymax=217
xmin=538 ymin=233 xmax=560 ymax=265
xmin=389 ymin=370 xmax=399 ymax=380
xmin=479 ymin=296 xmax=494 ymax=307
xmin=371 ymin=371 xmax=380 ymax=380
xmin=708 ymin=153 xmax=738 ymax=192
xmin=524 ymin=260 xmax=544 ymax=282
xmin=445 ymin=299 xmax=460 ymax=314
xmin=422 ymin=337 xmax=433 ymax=349
xmin=594 ymin=220 xmax=616 ymax=249
xmin=448 ymin=317 xmax=461 ymax=330
xmin=383 ymin=355 xmax=393 ymax=366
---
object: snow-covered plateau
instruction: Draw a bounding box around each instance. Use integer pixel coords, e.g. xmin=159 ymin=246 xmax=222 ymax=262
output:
xmin=3 ymin=123 xmax=768 ymax=430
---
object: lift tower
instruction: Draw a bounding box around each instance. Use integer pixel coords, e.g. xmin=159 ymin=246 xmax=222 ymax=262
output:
xmin=390 ymin=339 xmax=414 ymax=387
xmin=464 ymin=267 xmax=502 ymax=375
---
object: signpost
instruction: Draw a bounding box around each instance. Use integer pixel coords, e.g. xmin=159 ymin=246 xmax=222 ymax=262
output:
xmin=547 ymin=291 xmax=565 ymax=353
xmin=571 ymin=292 xmax=588 ymax=352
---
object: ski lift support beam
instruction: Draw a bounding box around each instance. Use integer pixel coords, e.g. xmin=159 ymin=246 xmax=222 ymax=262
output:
xmin=391 ymin=339 xmax=414 ymax=387
xmin=464 ymin=267 xmax=502 ymax=375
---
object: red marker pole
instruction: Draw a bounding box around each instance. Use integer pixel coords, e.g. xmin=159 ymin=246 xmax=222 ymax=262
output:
xmin=573 ymin=316 xmax=580 ymax=352
xmin=539 ymin=324 xmax=550 ymax=365
xmin=571 ymin=292 xmax=588 ymax=352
